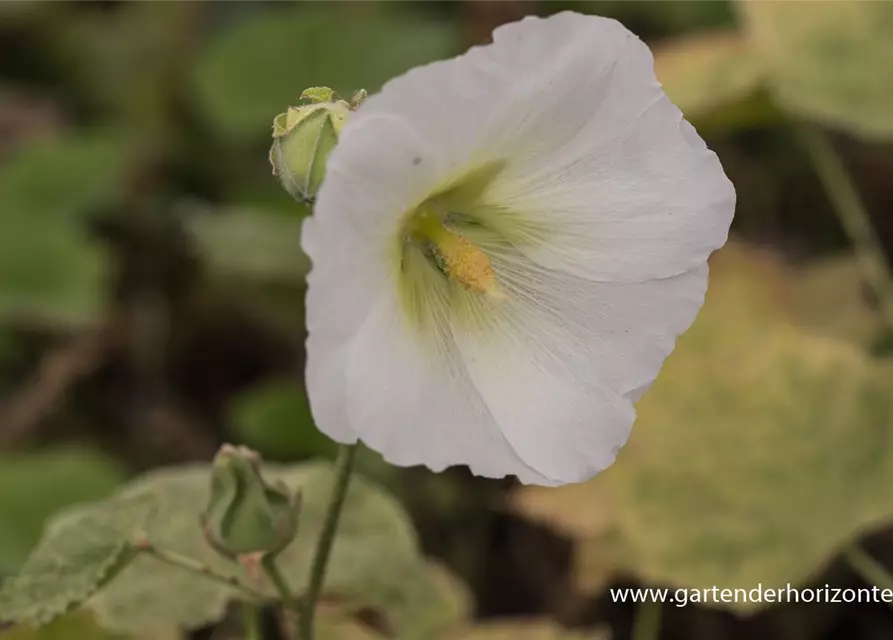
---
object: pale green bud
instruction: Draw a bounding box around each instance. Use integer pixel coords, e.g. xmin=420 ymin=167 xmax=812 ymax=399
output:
xmin=201 ymin=445 xmax=299 ymax=561
xmin=269 ymin=87 xmax=351 ymax=203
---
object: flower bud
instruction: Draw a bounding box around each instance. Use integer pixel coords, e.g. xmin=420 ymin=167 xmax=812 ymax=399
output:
xmin=269 ymin=87 xmax=352 ymax=203
xmin=201 ymin=444 xmax=300 ymax=561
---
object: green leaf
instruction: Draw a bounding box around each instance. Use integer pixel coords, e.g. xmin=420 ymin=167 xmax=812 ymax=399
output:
xmin=653 ymin=29 xmax=770 ymax=129
xmin=227 ymin=379 xmax=336 ymax=460
xmin=0 ymin=448 xmax=127 ymax=575
xmin=194 ymin=5 xmax=456 ymax=143
xmin=0 ymin=214 xmax=107 ymax=326
xmin=0 ymin=611 xmax=179 ymax=640
xmin=186 ymin=207 xmax=310 ymax=284
xmin=267 ymin=464 xmax=471 ymax=639
xmin=566 ymin=0 xmax=736 ymax=36
xmin=0 ymin=133 xmax=126 ymax=324
xmin=739 ymin=0 xmax=893 ymax=139
xmin=0 ymin=133 xmax=127 ymax=224
xmin=786 ymin=254 xmax=886 ymax=349
xmin=0 ymin=612 xmax=123 ymax=640
xmin=2 ymin=461 xmax=466 ymax=634
xmin=0 ymin=497 xmax=147 ymax=625
xmin=450 ymin=621 xmax=608 ymax=640
xmin=512 ymin=244 xmax=893 ymax=612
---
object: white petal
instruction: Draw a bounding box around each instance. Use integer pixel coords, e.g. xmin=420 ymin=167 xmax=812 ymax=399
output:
xmin=450 ymin=237 xmax=707 ymax=483
xmin=342 ymin=283 xmax=556 ymax=485
xmin=302 ymin=161 xmax=404 ymax=445
xmin=487 ymin=104 xmax=734 ymax=283
xmin=334 ymin=11 xmax=733 ymax=283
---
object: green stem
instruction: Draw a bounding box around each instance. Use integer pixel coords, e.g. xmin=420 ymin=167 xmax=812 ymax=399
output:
xmin=299 ymin=444 xmax=358 ymax=640
xmin=137 ymin=542 xmax=267 ymax=602
xmin=262 ymin=554 xmax=300 ymax=611
xmin=843 ymin=544 xmax=893 ymax=599
xmin=242 ymin=603 xmax=264 ymax=640
xmin=798 ymin=124 xmax=893 ymax=330
xmin=632 ymin=600 xmax=662 ymax=640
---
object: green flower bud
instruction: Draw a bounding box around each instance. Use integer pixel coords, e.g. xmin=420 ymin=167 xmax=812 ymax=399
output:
xmin=269 ymin=87 xmax=351 ymax=203
xmin=201 ymin=445 xmax=300 ymax=561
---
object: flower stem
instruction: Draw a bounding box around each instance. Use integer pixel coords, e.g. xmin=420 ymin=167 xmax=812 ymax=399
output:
xmin=299 ymin=444 xmax=358 ymax=640
xmin=136 ymin=541 xmax=267 ymax=602
xmin=632 ymin=600 xmax=662 ymax=640
xmin=843 ymin=543 xmax=893 ymax=602
xmin=798 ymin=124 xmax=893 ymax=330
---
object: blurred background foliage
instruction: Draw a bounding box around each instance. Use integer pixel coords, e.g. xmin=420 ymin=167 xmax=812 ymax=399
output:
xmin=1 ymin=1 xmax=893 ymax=639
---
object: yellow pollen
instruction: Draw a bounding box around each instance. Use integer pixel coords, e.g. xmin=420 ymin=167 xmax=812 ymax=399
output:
xmin=415 ymin=212 xmax=500 ymax=296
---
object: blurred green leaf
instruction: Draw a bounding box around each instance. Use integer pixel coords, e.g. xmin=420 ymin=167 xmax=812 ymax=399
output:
xmin=186 ymin=207 xmax=310 ymax=284
xmin=0 ymin=611 xmax=179 ymax=640
xmin=194 ymin=4 xmax=456 ymax=143
xmin=564 ymin=0 xmax=735 ymax=38
xmin=0 ymin=448 xmax=126 ymax=575
xmin=0 ymin=133 xmax=127 ymax=324
xmin=0 ymin=213 xmax=107 ymax=326
xmin=0 ymin=133 xmax=127 ymax=224
xmin=228 ymin=378 xmax=336 ymax=460
xmin=739 ymin=0 xmax=893 ymax=139
xmin=449 ymin=620 xmax=607 ymax=640
xmin=512 ymin=243 xmax=893 ymax=612
xmin=0 ymin=612 xmax=121 ymax=640
xmin=315 ymin=618 xmax=385 ymax=640
xmin=786 ymin=254 xmax=885 ymax=349
xmin=61 ymin=3 xmax=198 ymax=134
xmin=654 ymin=30 xmax=765 ymax=122
xmin=3 ymin=461 xmax=468 ymax=635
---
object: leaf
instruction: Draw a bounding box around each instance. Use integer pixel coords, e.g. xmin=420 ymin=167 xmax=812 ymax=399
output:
xmin=227 ymin=379 xmax=336 ymax=460
xmin=186 ymin=208 xmax=310 ymax=284
xmin=0 ymin=448 xmax=127 ymax=574
xmin=193 ymin=4 xmax=456 ymax=143
xmin=315 ymin=619 xmax=386 ymax=640
xmin=511 ymin=243 xmax=893 ymax=613
xmin=447 ymin=620 xmax=609 ymax=640
xmin=0 ymin=497 xmax=148 ymax=625
xmin=577 ymin=0 xmax=736 ymax=36
xmin=0 ymin=612 xmax=120 ymax=640
xmin=738 ymin=0 xmax=893 ymax=139
xmin=653 ymin=29 xmax=771 ymax=130
xmin=0 ymin=133 xmax=126 ymax=324
xmin=785 ymin=254 xmax=885 ymax=349
xmin=63 ymin=3 xmax=195 ymax=127
xmin=0 ymin=213 xmax=107 ymax=326
xmin=266 ymin=465 xmax=470 ymax=639
xmin=0 ymin=133 xmax=127 ymax=225
xmin=23 ymin=462 xmax=469 ymax=636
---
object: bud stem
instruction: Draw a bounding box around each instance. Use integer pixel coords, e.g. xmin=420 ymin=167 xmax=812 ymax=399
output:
xmin=299 ymin=443 xmax=359 ymax=639
xmin=262 ymin=554 xmax=299 ymax=610
xmin=242 ymin=603 xmax=264 ymax=640
xmin=136 ymin=542 xmax=267 ymax=602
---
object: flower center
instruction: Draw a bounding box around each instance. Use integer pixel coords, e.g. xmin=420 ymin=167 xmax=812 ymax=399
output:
xmin=412 ymin=209 xmax=500 ymax=296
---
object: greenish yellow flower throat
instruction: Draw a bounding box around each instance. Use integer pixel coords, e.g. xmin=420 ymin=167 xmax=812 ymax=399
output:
xmin=410 ymin=209 xmax=500 ymax=296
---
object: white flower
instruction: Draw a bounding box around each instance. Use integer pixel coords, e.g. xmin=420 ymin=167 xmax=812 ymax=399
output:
xmin=301 ymin=11 xmax=735 ymax=486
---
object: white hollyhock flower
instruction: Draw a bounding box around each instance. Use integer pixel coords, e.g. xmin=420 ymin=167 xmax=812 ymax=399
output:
xmin=302 ymin=11 xmax=735 ymax=486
